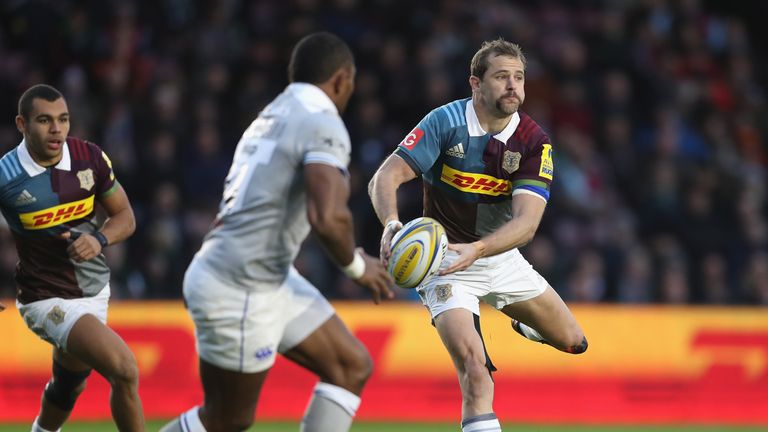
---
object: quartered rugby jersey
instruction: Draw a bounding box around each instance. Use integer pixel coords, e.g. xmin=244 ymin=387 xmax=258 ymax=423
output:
xmin=395 ymin=98 xmax=553 ymax=243
xmin=0 ymin=138 xmax=118 ymax=304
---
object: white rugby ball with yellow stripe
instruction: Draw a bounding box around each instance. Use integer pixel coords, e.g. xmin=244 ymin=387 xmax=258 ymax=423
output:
xmin=388 ymin=217 xmax=448 ymax=289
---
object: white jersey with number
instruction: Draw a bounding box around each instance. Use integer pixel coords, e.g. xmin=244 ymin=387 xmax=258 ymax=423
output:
xmin=193 ymin=83 xmax=350 ymax=290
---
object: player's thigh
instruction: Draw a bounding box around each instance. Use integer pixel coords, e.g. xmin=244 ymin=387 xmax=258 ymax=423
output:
xmin=500 ymin=285 xmax=583 ymax=346
xmin=483 ymin=250 xmax=583 ymax=346
xmin=65 ymin=313 xmax=137 ymax=380
xmin=416 ymin=260 xmax=489 ymax=365
xmin=282 ymin=314 xmax=371 ymax=392
xmin=433 ymin=308 xmax=487 ymax=370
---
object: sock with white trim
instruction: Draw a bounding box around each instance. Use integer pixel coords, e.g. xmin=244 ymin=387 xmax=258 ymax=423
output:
xmin=159 ymin=406 xmax=207 ymax=432
xmin=516 ymin=321 xmax=545 ymax=342
xmin=31 ymin=417 xmax=60 ymax=432
xmin=301 ymin=382 xmax=361 ymax=432
xmin=461 ymin=413 xmax=502 ymax=431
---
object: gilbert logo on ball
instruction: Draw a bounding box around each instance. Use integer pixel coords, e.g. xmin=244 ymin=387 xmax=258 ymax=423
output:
xmin=388 ymin=217 xmax=448 ymax=289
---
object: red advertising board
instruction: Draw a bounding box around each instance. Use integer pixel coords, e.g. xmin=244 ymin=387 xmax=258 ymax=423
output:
xmin=2 ymin=302 xmax=767 ymax=424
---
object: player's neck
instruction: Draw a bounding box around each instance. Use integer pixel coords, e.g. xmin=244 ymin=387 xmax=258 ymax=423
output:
xmin=472 ymin=98 xmax=512 ymax=135
xmin=26 ymin=143 xmax=62 ymax=168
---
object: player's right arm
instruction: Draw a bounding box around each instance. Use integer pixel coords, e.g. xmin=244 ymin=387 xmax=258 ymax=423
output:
xmin=368 ymin=154 xmax=417 ymax=266
xmin=369 ymin=110 xmax=444 ymax=266
xmin=305 ymin=163 xmax=394 ymax=304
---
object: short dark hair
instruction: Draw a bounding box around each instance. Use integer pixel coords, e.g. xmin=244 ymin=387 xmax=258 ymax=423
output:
xmin=18 ymin=84 xmax=64 ymax=120
xmin=288 ymin=32 xmax=354 ymax=84
xmin=470 ymin=38 xmax=527 ymax=80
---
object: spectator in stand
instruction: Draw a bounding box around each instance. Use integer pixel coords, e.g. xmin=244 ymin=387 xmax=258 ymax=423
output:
xmin=0 ymin=0 xmax=766 ymax=305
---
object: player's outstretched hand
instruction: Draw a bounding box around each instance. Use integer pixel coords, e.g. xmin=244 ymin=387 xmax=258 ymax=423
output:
xmin=379 ymin=220 xmax=403 ymax=268
xmin=440 ymin=242 xmax=482 ymax=275
xmin=355 ymin=251 xmax=394 ymax=305
xmin=60 ymin=231 xmax=102 ymax=262
xmin=0 ymin=301 xmax=6 ymax=312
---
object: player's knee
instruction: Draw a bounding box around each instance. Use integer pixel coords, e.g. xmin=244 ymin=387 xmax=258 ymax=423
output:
xmin=463 ymin=355 xmax=489 ymax=381
xmin=115 ymin=359 xmax=140 ymax=385
xmin=347 ymin=347 xmax=373 ymax=384
xmin=564 ymin=335 xmax=588 ymax=354
xmin=43 ymin=360 xmax=91 ymax=411
xmin=324 ymin=345 xmax=372 ymax=391
xmin=459 ymin=354 xmax=493 ymax=402
xmin=548 ymin=326 xmax=587 ymax=355
xmin=338 ymin=346 xmax=373 ymax=390
xmin=106 ymin=353 xmax=140 ymax=387
xmin=460 ymin=353 xmax=490 ymax=381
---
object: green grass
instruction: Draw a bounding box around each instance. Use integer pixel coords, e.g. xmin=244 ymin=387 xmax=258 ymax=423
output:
xmin=0 ymin=422 xmax=766 ymax=431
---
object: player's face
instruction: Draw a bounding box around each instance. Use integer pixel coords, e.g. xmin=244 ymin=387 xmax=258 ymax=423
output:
xmin=16 ymin=97 xmax=70 ymax=166
xmin=337 ymin=63 xmax=356 ymax=113
xmin=477 ymin=55 xmax=525 ymax=117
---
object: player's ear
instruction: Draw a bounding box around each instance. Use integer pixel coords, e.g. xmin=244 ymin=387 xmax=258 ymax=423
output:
xmin=15 ymin=115 xmax=26 ymax=135
xmin=331 ymin=69 xmax=344 ymax=95
xmin=469 ymin=75 xmax=480 ymax=92
xmin=332 ymin=66 xmax=352 ymax=95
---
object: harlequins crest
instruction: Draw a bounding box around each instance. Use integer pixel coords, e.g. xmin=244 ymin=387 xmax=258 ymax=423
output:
xmin=435 ymin=283 xmax=453 ymax=303
xmin=77 ymin=169 xmax=95 ymax=191
xmin=503 ymin=150 xmax=521 ymax=174
xmin=47 ymin=305 xmax=66 ymax=325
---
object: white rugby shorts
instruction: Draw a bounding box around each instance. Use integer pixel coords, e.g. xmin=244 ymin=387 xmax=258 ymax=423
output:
xmin=184 ymin=260 xmax=335 ymax=373
xmin=16 ymin=285 xmax=111 ymax=352
xmin=418 ymin=248 xmax=547 ymax=318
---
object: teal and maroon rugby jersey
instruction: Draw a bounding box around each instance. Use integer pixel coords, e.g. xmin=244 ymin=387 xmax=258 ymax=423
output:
xmin=394 ymin=98 xmax=553 ymax=243
xmin=0 ymin=138 xmax=118 ymax=304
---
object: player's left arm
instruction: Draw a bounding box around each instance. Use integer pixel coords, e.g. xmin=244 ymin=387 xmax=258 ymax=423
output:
xmin=440 ymin=194 xmax=546 ymax=274
xmin=62 ymin=185 xmax=136 ymax=262
xmin=96 ymin=184 xmax=136 ymax=246
xmin=442 ymin=130 xmax=553 ymax=275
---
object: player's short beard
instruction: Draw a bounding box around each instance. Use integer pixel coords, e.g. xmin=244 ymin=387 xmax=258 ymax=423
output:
xmin=495 ymin=97 xmax=519 ymax=116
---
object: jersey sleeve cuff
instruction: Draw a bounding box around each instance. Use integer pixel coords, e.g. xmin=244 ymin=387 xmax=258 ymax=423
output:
xmin=304 ymin=151 xmax=347 ymax=172
xmin=512 ymin=186 xmax=549 ymax=202
xmin=99 ymin=181 xmax=120 ymax=199
xmin=393 ymin=148 xmax=423 ymax=176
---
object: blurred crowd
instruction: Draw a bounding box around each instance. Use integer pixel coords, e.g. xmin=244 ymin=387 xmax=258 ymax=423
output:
xmin=0 ymin=0 xmax=766 ymax=304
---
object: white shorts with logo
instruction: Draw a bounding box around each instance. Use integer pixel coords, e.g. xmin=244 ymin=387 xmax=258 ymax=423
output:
xmin=16 ymin=285 xmax=111 ymax=352
xmin=184 ymin=260 xmax=335 ymax=373
xmin=418 ymin=248 xmax=547 ymax=319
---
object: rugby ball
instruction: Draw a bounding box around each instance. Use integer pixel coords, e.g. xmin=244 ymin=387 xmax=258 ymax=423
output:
xmin=388 ymin=217 xmax=448 ymax=289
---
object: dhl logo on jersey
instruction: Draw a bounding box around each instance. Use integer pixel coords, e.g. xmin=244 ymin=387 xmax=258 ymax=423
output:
xmin=440 ymin=165 xmax=511 ymax=196
xmin=19 ymin=196 xmax=94 ymax=230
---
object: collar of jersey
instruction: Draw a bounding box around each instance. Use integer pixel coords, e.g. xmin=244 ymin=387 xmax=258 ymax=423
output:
xmin=466 ymin=100 xmax=521 ymax=142
xmin=287 ymin=83 xmax=338 ymax=115
xmin=17 ymin=138 xmax=72 ymax=176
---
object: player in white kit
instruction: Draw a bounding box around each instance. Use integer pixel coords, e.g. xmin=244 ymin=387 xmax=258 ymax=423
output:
xmin=161 ymin=32 xmax=393 ymax=432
